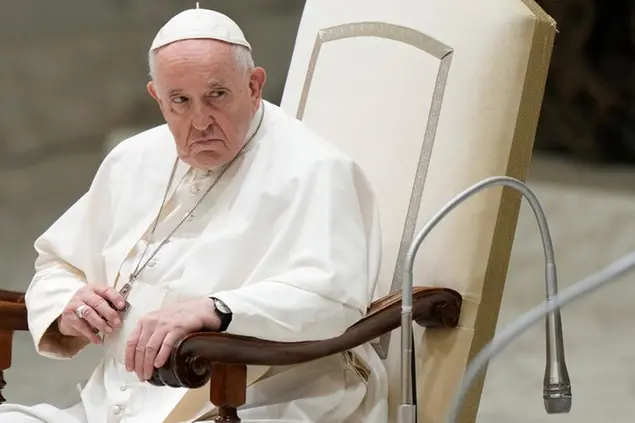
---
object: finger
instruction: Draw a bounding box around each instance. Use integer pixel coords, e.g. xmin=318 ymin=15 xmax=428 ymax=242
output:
xmin=125 ymin=324 xmax=142 ymax=373
xmin=154 ymin=331 xmax=179 ymax=369
xmin=135 ymin=325 xmax=154 ymax=381
xmin=144 ymin=328 xmax=169 ymax=380
xmin=83 ymin=293 xmax=119 ymax=331
xmin=72 ymin=315 xmax=102 ymax=344
xmin=94 ymin=285 xmax=127 ymax=312
xmin=77 ymin=304 xmax=112 ymax=334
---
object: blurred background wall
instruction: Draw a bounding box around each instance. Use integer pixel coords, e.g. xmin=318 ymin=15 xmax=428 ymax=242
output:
xmin=1 ymin=1 xmax=635 ymax=422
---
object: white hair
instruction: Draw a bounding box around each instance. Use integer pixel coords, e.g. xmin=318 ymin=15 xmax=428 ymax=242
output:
xmin=148 ymin=43 xmax=254 ymax=80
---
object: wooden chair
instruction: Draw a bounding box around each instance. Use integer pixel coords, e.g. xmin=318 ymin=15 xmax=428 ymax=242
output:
xmin=0 ymin=0 xmax=556 ymax=421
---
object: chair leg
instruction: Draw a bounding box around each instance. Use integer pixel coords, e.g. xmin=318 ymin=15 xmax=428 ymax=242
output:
xmin=0 ymin=370 xmax=6 ymax=404
xmin=0 ymin=330 xmax=14 ymax=405
xmin=210 ymin=363 xmax=247 ymax=423
xmin=214 ymin=406 xmax=240 ymax=422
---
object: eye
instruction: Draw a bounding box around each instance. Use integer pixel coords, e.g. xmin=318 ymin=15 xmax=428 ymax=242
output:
xmin=171 ymin=96 xmax=189 ymax=104
xmin=210 ymin=90 xmax=227 ymax=99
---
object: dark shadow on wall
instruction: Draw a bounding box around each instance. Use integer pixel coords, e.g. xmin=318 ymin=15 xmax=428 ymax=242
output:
xmin=535 ymin=0 xmax=635 ymax=165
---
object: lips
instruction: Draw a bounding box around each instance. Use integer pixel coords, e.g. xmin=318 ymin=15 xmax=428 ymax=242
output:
xmin=190 ymin=139 xmax=224 ymax=152
xmin=194 ymin=138 xmax=221 ymax=145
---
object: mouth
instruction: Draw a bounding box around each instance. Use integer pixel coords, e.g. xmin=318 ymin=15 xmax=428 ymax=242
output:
xmin=193 ymin=138 xmax=222 ymax=146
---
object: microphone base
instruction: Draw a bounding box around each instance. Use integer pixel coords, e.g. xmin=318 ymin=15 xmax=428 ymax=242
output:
xmin=398 ymin=404 xmax=416 ymax=423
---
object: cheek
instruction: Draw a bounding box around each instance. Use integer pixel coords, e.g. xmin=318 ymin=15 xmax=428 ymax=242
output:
xmin=212 ymin=114 xmax=238 ymax=138
xmin=165 ymin=117 xmax=191 ymax=149
xmin=225 ymin=108 xmax=255 ymax=139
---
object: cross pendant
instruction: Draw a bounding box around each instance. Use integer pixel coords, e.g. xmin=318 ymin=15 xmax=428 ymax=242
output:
xmin=120 ymin=281 xmax=133 ymax=299
xmin=117 ymin=280 xmax=134 ymax=313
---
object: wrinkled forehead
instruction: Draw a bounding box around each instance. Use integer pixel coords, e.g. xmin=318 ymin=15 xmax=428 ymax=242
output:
xmin=152 ymin=39 xmax=242 ymax=85
xmin=154 ymin=39 xmax=236 ymax=67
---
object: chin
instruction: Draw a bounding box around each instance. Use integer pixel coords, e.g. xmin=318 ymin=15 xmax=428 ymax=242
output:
xmin=190 ymin=151 xmax=231 ymax=170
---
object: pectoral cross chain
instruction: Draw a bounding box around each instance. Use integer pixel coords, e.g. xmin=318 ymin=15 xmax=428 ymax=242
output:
xmin=110 ymin=105 xmax=265 ymax=318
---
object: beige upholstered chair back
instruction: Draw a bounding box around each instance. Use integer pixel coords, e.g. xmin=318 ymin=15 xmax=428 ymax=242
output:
xmin=280 ymin=1 xmax=556 ymax=421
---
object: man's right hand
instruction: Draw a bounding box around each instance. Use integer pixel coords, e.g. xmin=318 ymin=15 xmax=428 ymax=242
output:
xmin=57 ymin=285 xmax=126 ymax=344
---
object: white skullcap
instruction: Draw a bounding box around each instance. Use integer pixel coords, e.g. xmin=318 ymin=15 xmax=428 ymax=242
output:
xmin=149 ymin=6 xmax=251 ymax=53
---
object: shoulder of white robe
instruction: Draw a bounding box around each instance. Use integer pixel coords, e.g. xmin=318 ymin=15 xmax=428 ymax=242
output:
xmin=96 ymin=124 xmax=176 ymax=176
xmin=265 ymin=105 xmax=361 ymax=179
xmin=107 ymin=124 xmax=174 ymax=160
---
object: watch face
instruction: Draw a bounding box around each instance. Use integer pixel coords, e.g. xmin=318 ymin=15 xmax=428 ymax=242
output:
xmin=214 ymin=299 xmax=231 ymax=314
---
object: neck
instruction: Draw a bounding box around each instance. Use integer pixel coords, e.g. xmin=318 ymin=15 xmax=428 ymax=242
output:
xmin=245 ymin=100 xmax=264 ymax=142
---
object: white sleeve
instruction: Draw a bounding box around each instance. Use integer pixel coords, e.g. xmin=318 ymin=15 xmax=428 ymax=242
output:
xmin=26 ymin=193 xmax=93 ymax=359
xmin=25 ymin=150 xmax=120 ymax=359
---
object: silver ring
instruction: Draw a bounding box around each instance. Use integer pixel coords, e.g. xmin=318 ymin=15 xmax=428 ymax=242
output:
xmin=74 ymin=304 xmax=90 ymax=319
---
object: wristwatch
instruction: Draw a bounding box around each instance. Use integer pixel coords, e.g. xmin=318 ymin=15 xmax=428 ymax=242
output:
xmin=210 ymin=297 xmax=233 ymax=332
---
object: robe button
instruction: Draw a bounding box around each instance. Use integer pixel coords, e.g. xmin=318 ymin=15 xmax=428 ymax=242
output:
xmin=189 ymin=185 xmax=200 ymax=194
xmin=120 ymin=384 xmax=128 ymax=391
xmin=112 ymin=405 xmax=123 ymax=415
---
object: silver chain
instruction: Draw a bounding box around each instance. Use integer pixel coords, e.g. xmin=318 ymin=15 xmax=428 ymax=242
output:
xmin=127 ymin=107 xmax=265 ymax=286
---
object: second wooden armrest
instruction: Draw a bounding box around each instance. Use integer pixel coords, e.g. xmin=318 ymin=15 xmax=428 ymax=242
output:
xmin=150 ymin=286 xmax=462 ymax=388
xmin=0 ymin=291 xmax=28 ymax=332
xmin=0 ymin=290 xmax=28 ymax=404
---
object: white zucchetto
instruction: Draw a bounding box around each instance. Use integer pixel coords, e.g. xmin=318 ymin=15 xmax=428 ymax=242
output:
xmin=149 ymin=6 xmax=251 ymax=53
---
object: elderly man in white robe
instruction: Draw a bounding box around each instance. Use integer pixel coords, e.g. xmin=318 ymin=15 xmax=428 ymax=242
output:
xmin=0 ymin=7 xmax=388 ymax=423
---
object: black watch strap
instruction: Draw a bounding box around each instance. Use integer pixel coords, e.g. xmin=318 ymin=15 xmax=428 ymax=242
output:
xmin=210 ymin=297 xmax=233 ymax=332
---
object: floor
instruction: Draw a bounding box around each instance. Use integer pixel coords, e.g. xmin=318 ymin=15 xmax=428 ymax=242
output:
xmin=2 ymin=151 xmax=635 ymax=421
xmin=478 ymin=156 xmax=635 ymax=422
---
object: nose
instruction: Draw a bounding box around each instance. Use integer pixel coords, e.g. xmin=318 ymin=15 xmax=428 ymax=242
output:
xmin=191 ymin=101 xmax=214 ymax=131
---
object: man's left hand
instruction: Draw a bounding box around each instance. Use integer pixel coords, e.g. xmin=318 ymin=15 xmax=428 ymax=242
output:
xmin=125 ymin=298 xmax=220 ymax=381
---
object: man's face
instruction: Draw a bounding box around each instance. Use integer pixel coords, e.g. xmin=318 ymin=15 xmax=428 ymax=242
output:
xmin=147 ymin=39 xmax=266 ymax=169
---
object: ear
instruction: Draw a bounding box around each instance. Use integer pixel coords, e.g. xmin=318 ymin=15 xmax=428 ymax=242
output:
xmin=248 ymin=67 xmax=267 ymax=103
xmin=147 ymin=81 xmax=164 ymax=110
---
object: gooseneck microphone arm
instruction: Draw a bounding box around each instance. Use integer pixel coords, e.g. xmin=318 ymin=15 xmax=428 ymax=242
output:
xmin=446 ymin=249 xmax=635 ymax=423
xmin=399 ymin=176 xmax=570 ymax=423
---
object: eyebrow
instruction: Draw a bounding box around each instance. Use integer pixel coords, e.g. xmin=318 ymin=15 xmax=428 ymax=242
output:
xmin=167 ymin=82 xmax=229 ymax=97
xmin=207 ymin=81 xmax=230 ymax=89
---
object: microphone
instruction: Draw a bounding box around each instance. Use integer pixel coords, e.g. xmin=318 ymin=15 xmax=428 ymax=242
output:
xmin=399 ymin=176 xmax=570 ymax=423
xmin=446 ymin=249 xmax=635 ymax=423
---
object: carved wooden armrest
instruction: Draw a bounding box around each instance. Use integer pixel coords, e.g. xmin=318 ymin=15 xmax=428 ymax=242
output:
xmin=150 ymin=286 xmax=462 ymax=421
xmin=0 ymin=290 xmax=28 ymax=404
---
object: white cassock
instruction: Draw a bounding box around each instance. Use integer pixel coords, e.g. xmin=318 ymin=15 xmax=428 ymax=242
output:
xmin=0 ymin=100 xmax=388 ymax=423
